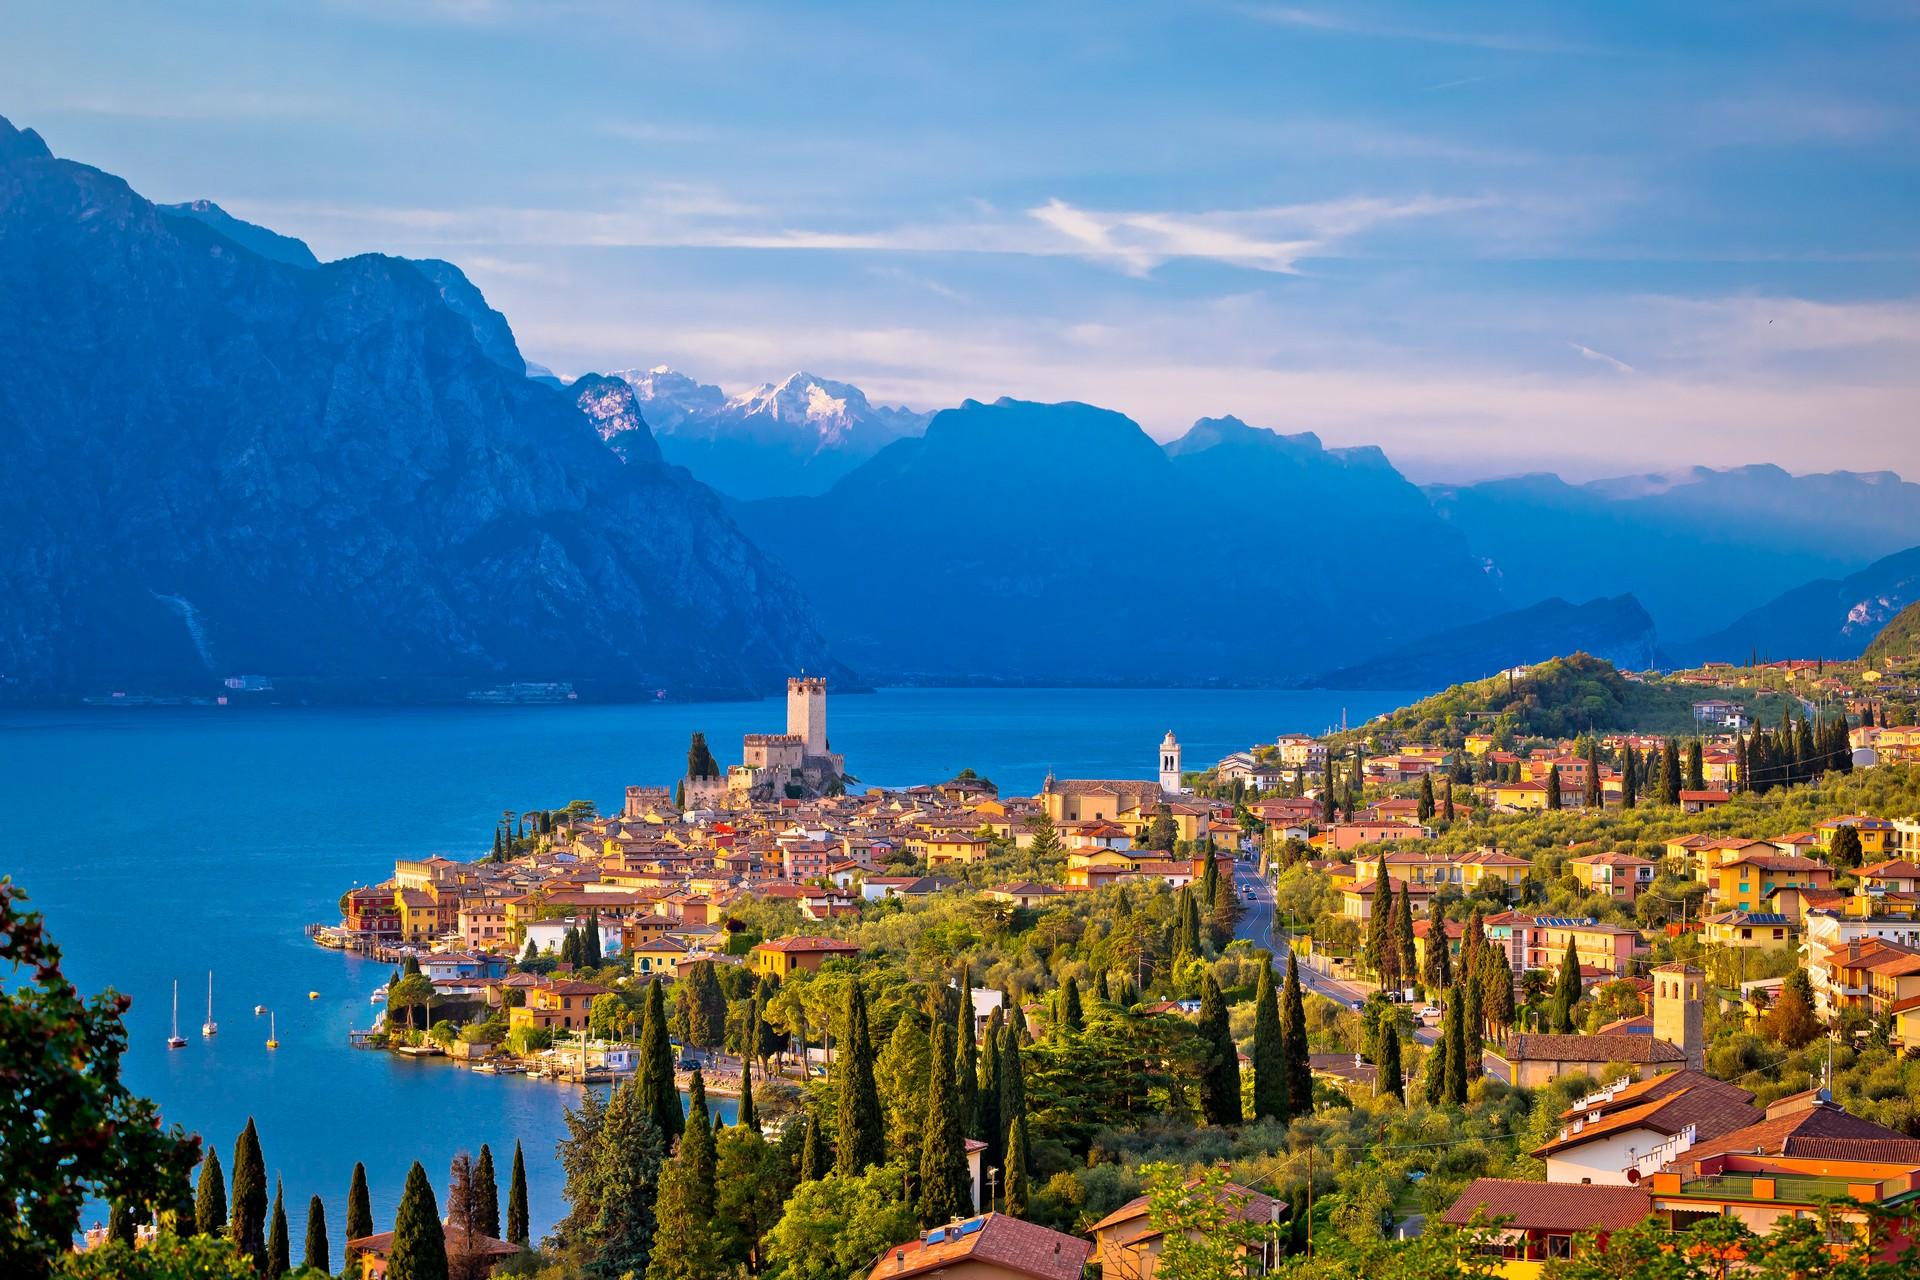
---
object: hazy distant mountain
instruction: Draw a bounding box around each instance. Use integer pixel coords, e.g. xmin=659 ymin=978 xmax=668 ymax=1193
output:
xmin=159 ymin=199 xmax=320 ymax=269
xmin=736 ymin=399 xmax=1501 ymax=685
xmin=0 ymin=115 xmax=842 ymax=703
xmin=1428 ymin=466 xmax=1920 ymax=638
xmin=1310 ymin=595 xmax=1660 ymax=689
xmin=610 ymin=366 xmax=932 ymax=498
xmin=570 ymin=373 xmax=662 ymax=465
xmin=1674 ymin=546 xmax=1920 ymax=664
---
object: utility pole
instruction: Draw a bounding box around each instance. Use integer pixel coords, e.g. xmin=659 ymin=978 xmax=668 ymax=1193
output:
xmin=1305 ymin=1146 xmax=1314 ymax=1260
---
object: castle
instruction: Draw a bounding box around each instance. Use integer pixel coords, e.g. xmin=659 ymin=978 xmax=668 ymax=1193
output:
xmin=677 ymin=677 xmax=846 ymax=807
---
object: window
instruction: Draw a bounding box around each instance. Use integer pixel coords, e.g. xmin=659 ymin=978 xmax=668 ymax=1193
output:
xmin=1546 ymin=1236 xmax=1574 ymax=1259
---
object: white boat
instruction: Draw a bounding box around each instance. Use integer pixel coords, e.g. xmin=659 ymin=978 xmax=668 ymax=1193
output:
xmin=369 ymin=988 xmax=387 ymax=1005
xmin=265 ymin=1012 xmax=279 ymax=1050
xmin=254 ymin=1004 xmax=267 ymax=1015
xmin=201 ymin=972 xmax=218 ymax=1037
xmin=167 ymin=981 xmax=187 ymax=1048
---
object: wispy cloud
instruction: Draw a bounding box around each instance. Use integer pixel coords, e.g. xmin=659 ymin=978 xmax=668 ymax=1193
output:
xmin=1233 ymin=4 xmax=1588 ymax=55
xmin=1570 ymin=341 xmax=1635 ymax=373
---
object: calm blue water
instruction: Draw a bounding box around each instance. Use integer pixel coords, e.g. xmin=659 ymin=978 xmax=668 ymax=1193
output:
xmin=0 ymin=686 xmax=1413 ymax=1241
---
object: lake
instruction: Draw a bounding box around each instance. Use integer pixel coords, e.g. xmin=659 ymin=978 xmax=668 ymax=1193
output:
xmin=0 ymin=685 xmax=1415 ymax=1242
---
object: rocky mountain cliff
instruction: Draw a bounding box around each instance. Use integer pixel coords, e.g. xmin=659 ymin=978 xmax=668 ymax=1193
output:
xmin=0 ymin=116 xmax=844 ymax=703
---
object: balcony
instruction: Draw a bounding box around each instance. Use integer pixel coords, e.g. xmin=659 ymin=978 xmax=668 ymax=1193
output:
xmin=1673 ymin=1173 xmax=1894 ymax=1205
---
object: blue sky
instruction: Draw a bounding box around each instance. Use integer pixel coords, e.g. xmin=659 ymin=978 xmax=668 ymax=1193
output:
xmin=6 ymin=0 xmax=1918 ymax=480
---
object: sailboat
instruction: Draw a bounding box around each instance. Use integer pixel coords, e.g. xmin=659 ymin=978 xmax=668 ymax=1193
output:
xmin=201 ymin=971 xmax=218 ymax=1038
xmin=167 ymin=981 xmax=187 ymax=1048
xmin=265 ymin=1011 xmax=279 ymax=1050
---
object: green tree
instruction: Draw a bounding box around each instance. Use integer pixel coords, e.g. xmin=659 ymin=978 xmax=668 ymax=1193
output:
xmin=1462 ymin=969 xmax=1484 ymax=1083
xmin=917 ymin=1020 xmax=971 ymax=1225
xmin=1004 ymin=1111 xmax=1031 ymax=1217
xmin=798 ymin=1113 xmax=826 ymax=1183
xmin=1418 ymin=773 xmax=1436 ymax=822
xmin=1766 ymin=968 xmax=1824 ymax=1049
xmin=1551 ymin=938 xmax=1581 ymax=1034
xmin=1444 ymin=985 xmax=1468 ymax=1105
xmin=389 ymin=1161 xmax=448 ymax=1280
xmin=1583 ymin=737 xmax=1602 ymax=807
xmin=1662 ymin=739 xmax=1683 ymax=804
xmin=1056 ymin=977 xmax=1084 ymax=1035
xmin=229 ymin=1119 xmax=268 ymax=1271
xmin=1365 ymin=860 xmax=1394 ymax=981
xmin=268 ymin=1178 xmax=289 ymax=1277
xmin=555 ymin=1076 xmax=665 ymax=1280
xmin=1250 ymin=963 xmax=1286 ymax=1122
xmin=762 ymin=1164 xmax=917 ymax=1280
xmin=1280 ymin=955 xmax=1312 ymax=1119
xmin=346 ymin=1162 xmax=372 ymax=1247
xmin=303 ymin=1195 xmax=329 ymax=1275
xmin=835 ymin=980 xmax=885 ymax=1176
xmin=712 ymin=1125 xmax=786 ymax=1275
xmin=637 ymin=980 xmax=683 ymax=1145
xmin=1545 ymin=763 xmax=1562 ymax=810
xmin=1620 ymin=745 xmax=1637 ymax=809
xmin=193 ymin=1149 xmax=227 ymax=1239
xmin=1393 ymin=884 xmax=1417 ymax=992
xmin=0 ymin=883 xmax=200 ymax=1279
xmin=1146 ymin=804 xmax=1179 ymax=851
xmin=1830 ymin=824 xmax=1865 ymax=869
xmin=951 ymin=976 xmax=978 ymax=1138
xmin=1378 ymin=1023 xmax=1404 ymax=1102
xmin=506 ymin=1143 xmax=528 ymax=1248
xmin=645 ymin=1079 xmax=718 ymax=1280
xmin=471 ymin=1144 xmax=499 ymax=1241
xmin=1137 ymin=1162 xmax=1271 ymax=1280
xmin=1688 ymin=739 xmax=1706 ymax=792
xmin=1481 ymin=946 xmax=1516 ymax=1041
xmin=49 ymin=1234 xmax=257 ymax=1280
xmin=1197 ymin=975 xmax=1242 ymax=1126
xmin=686 ymin=732 xmax=719 ymax=779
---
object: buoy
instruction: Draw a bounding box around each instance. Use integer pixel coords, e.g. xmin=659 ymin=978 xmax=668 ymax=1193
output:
xmin=308 ymin=991 xmax=320 ymax=1000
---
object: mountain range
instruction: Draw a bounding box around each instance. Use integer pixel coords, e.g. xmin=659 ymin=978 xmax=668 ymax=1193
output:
xmin=609 ymin=366 xmax=930 ymax=499
xmin=6 ymin=111 xmax=1916 ymax=703
xmin=0 ymin=114 xmax=841 ymax=703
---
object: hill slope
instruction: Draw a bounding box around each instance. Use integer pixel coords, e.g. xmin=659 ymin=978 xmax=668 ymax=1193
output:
xmin=0 ymin=116 xmax=843 ymax=703
xmin=1864 ymin=599 xmax=1920 ymax=665
xmin=1674 ymin=545 xmax=1920 ymax=664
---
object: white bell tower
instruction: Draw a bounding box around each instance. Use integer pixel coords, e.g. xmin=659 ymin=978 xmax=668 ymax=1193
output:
xmin=1159 ymin=731 xmax=1183 ymax=796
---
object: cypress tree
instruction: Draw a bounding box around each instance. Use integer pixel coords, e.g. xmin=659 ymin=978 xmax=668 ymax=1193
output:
xmin=798 ymin=1112 xmax=825 ymax=1182
xmin=1442 ymin=779 xmax=1455 ymax=822
xmin=953 ymin=976 xmax=979 ymax=1136
xmin=1551 ymin=938 xmax=1581 ymax=1033
xmin=738 ymin=1052 xmax=758 ymax=1132
xmin=230 ymin=1118 xmax=268 ymax=1270
xmin=1280 ymin=955 xmax=1312 ymax=1119
xmin=269 ymin=1178 xmax=290 ymax=1277
xmin=347 ymin=1161 xmax=373 ymax=1246
xmin=1004 ymin=1111 xmax=1031 ymax=1217
xmin=507 ymin=1142 xmax=529 ymax=1247
xmin=1000 ymin=1020 xmax=1027 ymax=1198
xmin=389 ymin=1161 xmax=448 ymax=1280
xmin=1197 ymin=974 xmax=1242 ymax=1125
xmin=1093 ymin=969 xmax=1111 ymax=1003
xmin=304 ymin=1195 xmax=329 ymax=1274
xmin=107 ymin=1201 xmax=135 ymax=1247
xmin=1662 ymin=740 xmax=1683 ymax=804
xmin=1621 ymin=745 xmax=1637 ymax=809
xmin=1057 ymin=977 xmax=1084 ymax=1034
xmin=1251 ymin=962 xmax=1286 ymax=1122
xmin=836 ymin=979 xmax=885 ymax=1175
xmin=1445 ymin=985 xmax=1468 ymax=1104
xmin=1483 ymin=945 xmax=1516 ymax=1042
xmin=1320 ymin=755 xmax=1335 ymax=823
xmin=918 ymin=1021 xmax=971 ymax=1225
xmin=473 ymin=1144 xmax=500 ymax=1240
xmin=638 ymin=980 xmax=683 ymax=1144
xmin=1545 ymin=763 xmax=1562 ymax=810
xmin=977 ymin=1016 xmax=1003 ymax=1176
xmin=585 ymin=911 xmax=603 ymax=968
xmin=1393 ymin=886 xmax=1417 ymax=993
xmin=1687 ymin=740 xmax=1705 ymax=792
xmin=646 ymin=1131 xmax=715 ymax=1280
xmin=1463 ymin=968 xmax=1485 ymax=1083
xmin=1418 ymin=773 xmax=1436 ymax=822
xmin=194 ymin=1147 xmax=227 ymax=1237
xmin=1378 ymin=1023 xmax=1404 ymax=1103
xmin=684 ymin=1068 xmax=717 ymax=1218
xmin=1424 ymin=1004 xmax=1448 ymax=1106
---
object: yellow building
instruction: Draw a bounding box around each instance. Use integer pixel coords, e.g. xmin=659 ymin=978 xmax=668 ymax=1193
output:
xmin=1711 ymin=852 xmax=1834 ymax=913
xmin=749 ymin=935 xmax=861 ymax=979
xmin=1817 ymin=815 xmax=1895 ymax=857
xmin=1702 ymin=910 xmax=1793 ymax=950
xmin=1488 ymin=781 xmax=1550 ymax=810
xmin=507 ymin=978 xmax=610 ymax=1033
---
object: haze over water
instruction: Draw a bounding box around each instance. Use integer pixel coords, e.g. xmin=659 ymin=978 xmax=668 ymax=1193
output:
xmin=2 ymin=686 xmax=1416 ymax=1239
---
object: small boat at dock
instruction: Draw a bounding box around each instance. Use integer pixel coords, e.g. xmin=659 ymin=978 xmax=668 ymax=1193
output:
xmin=265 ymin=1012 xmax=279 ymax=1050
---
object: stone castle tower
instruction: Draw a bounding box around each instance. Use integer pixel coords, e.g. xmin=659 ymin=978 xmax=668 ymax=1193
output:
xmin=1160 ymin=730 xmax=1183 ymax=796
xmin=788 ymin=676 xmax=828 ymax=757
xmin=1652 ymin=961 xmax=1705 ymax=1072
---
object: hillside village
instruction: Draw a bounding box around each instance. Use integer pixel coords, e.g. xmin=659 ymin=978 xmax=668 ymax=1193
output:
xmin=290 ymin=648 xmax=1920 ymax=1279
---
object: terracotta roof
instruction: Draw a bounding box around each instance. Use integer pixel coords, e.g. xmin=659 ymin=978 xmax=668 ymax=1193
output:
xmin=1674 ymin=1097 xmax=1920 ymax=1169
xmin=1087 ymin=1181 xmax=1283 ymax=1235
xmin=1440 ymin=1179 xmax=1650 ymax=1232
xmin=1503 ymin=1034 xmax=1685 ymax=1065
xmin=752 ymin=935 xmax=861 ymax=954
xmin=348 ymin=1227 xmax=518 ymax=1260
xmin=867 ymin=1213 xmax=1090 ymax=1280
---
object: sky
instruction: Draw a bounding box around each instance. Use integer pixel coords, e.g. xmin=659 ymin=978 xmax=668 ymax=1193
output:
xmin=5 ymin=0 xmax=1918 ymax=481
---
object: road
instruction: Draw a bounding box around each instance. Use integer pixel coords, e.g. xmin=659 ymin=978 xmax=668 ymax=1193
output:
xmin=1232 ymin=860 xmax=1371 ymax=1010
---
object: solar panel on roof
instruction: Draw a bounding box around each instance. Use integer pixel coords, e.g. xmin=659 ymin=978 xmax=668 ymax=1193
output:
xmin=957 ymin=1218 xmax=984 ymax=1236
